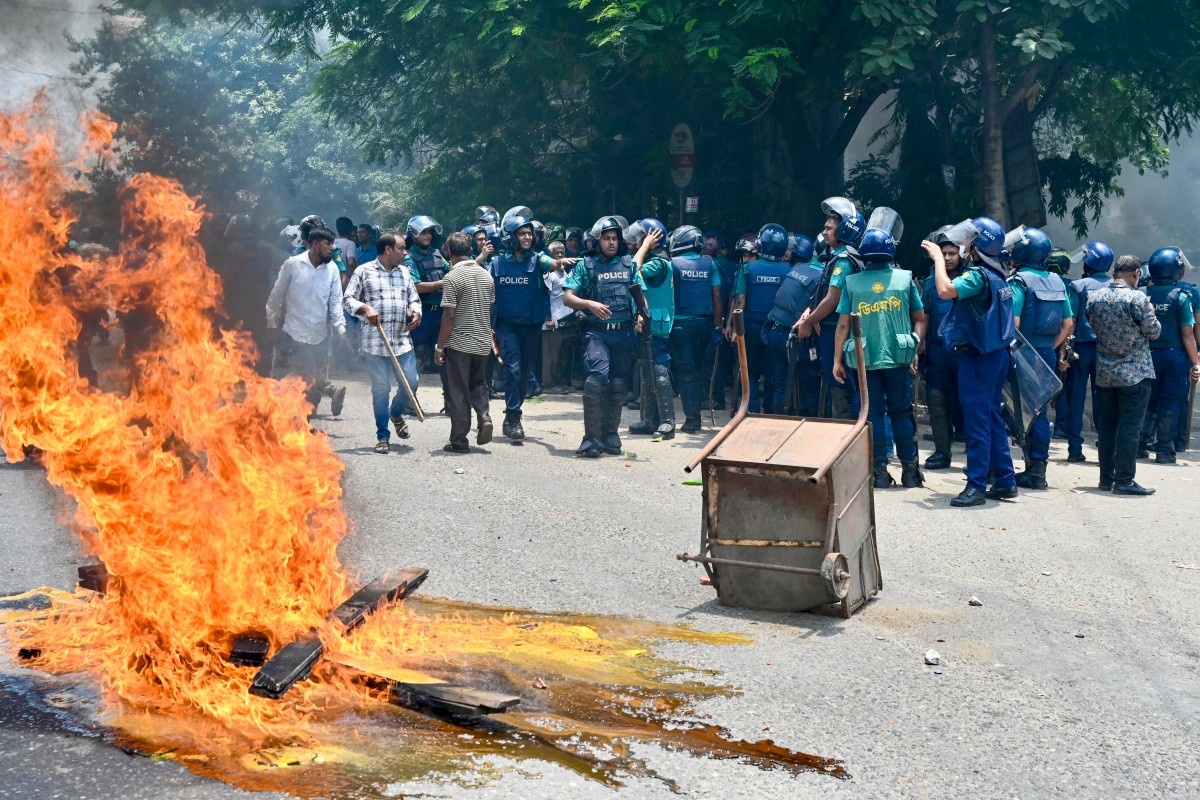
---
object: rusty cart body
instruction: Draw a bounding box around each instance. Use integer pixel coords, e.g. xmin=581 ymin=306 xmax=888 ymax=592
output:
xmin=679 ymin=312 xmax=882 ymax=618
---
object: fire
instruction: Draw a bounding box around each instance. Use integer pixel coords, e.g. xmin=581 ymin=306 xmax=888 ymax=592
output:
xmin=0 ymin=101 xmax=354 ymax=734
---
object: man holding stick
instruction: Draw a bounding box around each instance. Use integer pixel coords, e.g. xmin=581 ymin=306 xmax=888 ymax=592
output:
xmin=344 ymin=232 xmax=423 ymax=454
xmin=434 ymin=232 xmax=496 ymax=453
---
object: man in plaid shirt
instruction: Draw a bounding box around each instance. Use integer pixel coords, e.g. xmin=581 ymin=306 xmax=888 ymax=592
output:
xmin=344 ymin=231 xmax=424 ymax=453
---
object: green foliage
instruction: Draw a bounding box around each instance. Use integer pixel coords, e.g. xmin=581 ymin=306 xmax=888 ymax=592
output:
xmin=74 ymin=9 xmax=400 ymax=231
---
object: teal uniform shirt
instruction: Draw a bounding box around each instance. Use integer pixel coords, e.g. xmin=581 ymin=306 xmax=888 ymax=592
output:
xmin=563 ymin=253 xmax=655 ymax=323
xmin=1010 ymin=268 xmax=1075 ymax=320
xmin=950 ymin=267 xmax=993 ymax=316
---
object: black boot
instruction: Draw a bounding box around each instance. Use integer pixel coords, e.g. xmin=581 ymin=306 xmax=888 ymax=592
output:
xmin=873 ymin=462 xmax=895 ymax=488
xmin=1014 ymin=459 xmax=1048 ymax=490
xmin=603 ymin=379 xmax=627 ymax=455
xmin=654 ymin=365 xmax=676 ymax=439
xmin=576 ymin=378 xmax=605 ymax=458
xmin=681 ymin=415 xmax=702 ymax=434
xmin=924 ymin=388 xmax=952 ymax=470
xmin=628 ymin=378 xmax=658 ymax=434
xmin=900 ymin=459 xmax=923 ymax=488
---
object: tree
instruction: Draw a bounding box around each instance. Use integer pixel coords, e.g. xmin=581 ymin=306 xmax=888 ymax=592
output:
xmin=72 ymin=10 xmax=402 ymax=240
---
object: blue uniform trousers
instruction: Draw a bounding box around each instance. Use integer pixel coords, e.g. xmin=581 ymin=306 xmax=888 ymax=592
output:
xmin=669 ymin=317 xmax=713 ymax=417
xmin=1063 ymin=341 xmax=1097 ymax=457
xmin=1022 ymin=346 xmax=1058 ymax=461
xmin=496 ymin=322 xmax=541 ymax=419
xmin=1148 ymin=348 xmax=1189 ymax=455
xmin=762 ymin=324 xmax=820 ymax=416
xmin=866 ymin=367 xmax=917 ymax=467
xmin=582 ymin=325 xmax=635 ymax=384
xmin=818 ymin=324 xmax=859 ymax=419
xmin=960 ymin=347 xmax=1016 ymax=492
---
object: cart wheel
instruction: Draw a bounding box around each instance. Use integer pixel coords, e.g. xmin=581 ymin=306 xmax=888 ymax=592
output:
xmin=821 ymin=552 xmax=851 ymax=602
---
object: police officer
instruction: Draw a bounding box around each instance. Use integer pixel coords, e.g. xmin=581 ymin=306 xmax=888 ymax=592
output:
xmin=731 ymin=224 xmax=791 ymax=413
xmin=624 ymin=218 xmax=677 ymax=439
xmin=490 ymin=208 xmax=577 ymax=441
xmin=1172 ymin=260 xmax=1200 ymax=452
xmin=1142 ymin=247 xmax=1200 ymax=463
xmin=404 ymin=215 xmax=447 ymax=373
xmin=834 ymin=227 xmax=926 ymax=487
xmin=925 ymin=218 xmax=1018 ymax=507
xmin=562 ymin=217 xmax=664 ymax=458
xmin=795 ymin=197 xmax=867 ymax=419
xmin=763 ymin=234 xmax=821 ymax=416
xmin=668 ymin=225 xmax=723 ymax=433
xmin=1008 ymin=227 xmax=1074 ymax=489
xmin=1060 ymin=241 xmax=1112 ymax=462
xmin=921 ymin=227 xmax=964 ymax=470
xmin=704 ymin=231 xmax=739 ymax=412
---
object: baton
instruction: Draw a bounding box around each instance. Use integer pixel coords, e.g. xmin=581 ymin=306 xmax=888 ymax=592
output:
xmin=708 ymin=339 xmax=721 ymax=426
xmin=375 ymin=321 xmax=425 ymax=422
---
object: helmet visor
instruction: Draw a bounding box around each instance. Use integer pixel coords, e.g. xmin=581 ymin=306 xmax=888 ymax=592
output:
xmin=1004 ymin=225 xmax=1028 ymax=251
xmin=820 ymin=196 xmax=856 ymax=222
xmin=866 ymin=207 xmax=904 ymax=242
xmin=942 ymin=218 xmax=979 ymax=249
xmin=1169 ymin=246 xmax=1195 ymax=273
xmin=1068 ymin=245 xmax=1087 ymax=264
xmin=502 ymin=206 xmax=533 ymax=228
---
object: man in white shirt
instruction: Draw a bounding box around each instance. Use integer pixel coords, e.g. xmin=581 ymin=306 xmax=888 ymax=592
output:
xmin=265 ymin=226 xmax=349 ymax=412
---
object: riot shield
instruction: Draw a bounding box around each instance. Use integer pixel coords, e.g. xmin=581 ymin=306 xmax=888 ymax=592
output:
xmin=1003 ymin=328 xmax=1064 ymax=435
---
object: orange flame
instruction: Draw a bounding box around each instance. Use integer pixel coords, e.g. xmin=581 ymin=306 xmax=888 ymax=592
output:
xmin=0 ymin=102 xmax=355 ymax=733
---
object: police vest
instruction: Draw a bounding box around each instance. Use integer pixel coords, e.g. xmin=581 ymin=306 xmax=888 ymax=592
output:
xmin=715 ymin=255 xmax=739 ymax=307
xmin=410 ymin=247 xmax=447 ymax=307
xmin=939 ymin=264 xmax=1016 ymax=355
xmin=814 ymin=247 xmax=864 ymax=327
xmin=743 ymin=258 xmax=790 ymax=323
xmin=1012 ymin=270 xmax=1066 ymax=349
xmin=842 ymin=268 xmax=919 ymax=370
xmin=1148 ymin=282 xmax=1185 ymax=350
xmin=584 ymin=255 xmax=634 ymax=324
xmin=768 ymin=265 xmax=820 ymax=327
xmin=672 ymin=254 xmax=715 ymax=318
xmin=1072 ymin=273 xmax=1110 ymax=344
xmin=492 ymin=253 xmax=545 ymax=325
xmin=642 ymin=257 xmax=675 ymax=338
xmin=922 ymin=276 xmax=955 ymax=350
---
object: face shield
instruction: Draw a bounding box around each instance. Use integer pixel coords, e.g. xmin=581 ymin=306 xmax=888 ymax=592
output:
xmin=866 ymin=207 xmax=904 ymax=242
xmin=820 ymin=196 xmax=856 ymax=222
xmin=501 ymin=206 xmax=533 ymax=229
xmin=942 ymin=218 xmax=979 ymax=249
xmin=1168 ymin=246 xmax=1195 ymax=274
xmin=1004 ymin=225 xmax=1028 ymax=251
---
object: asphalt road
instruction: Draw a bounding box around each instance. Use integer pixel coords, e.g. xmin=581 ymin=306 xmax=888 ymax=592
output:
xmin=2 ymin=367 xmax=1198 ymax=799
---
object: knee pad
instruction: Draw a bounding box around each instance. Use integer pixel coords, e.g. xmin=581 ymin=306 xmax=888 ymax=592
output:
xmin=608 ymin=378 xmax=628 ymax=398
xmin=584 ymin=375 xmax=607 ymax=397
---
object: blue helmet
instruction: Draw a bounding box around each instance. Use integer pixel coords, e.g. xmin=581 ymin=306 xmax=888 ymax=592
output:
xmin=474 ymin=205 xmax=499 ymax=226
xmin=789 ymin=233 xmax=814 ymax=264
xmin=669 ymin=225 xmax=703 ymax=255
xmin=1082 ymin=241 xmax=1114 ymax=273
xmin=625 ymin=218 xmax=668 ymax=251
xmin=462 ymin=223 xmax=481 ymax=254
xmin=1010 ymin=227 xmax=1052 ymax=269
xmin=969 ymin=216 xmax=1006 ymax=257
xmin=501 ymin=212 xmax=534 ymax=253
xmin=1148 ymin=247 xmax=1185 ymax=281
xmin=757 ymin=223 xmax=789 ymax=261
xmin=821 ymin=196 xmax=866 ymax=247
xmin=481 ymin=222 xmax=502 ymax=254
xmin=858 ymin=228 xmax=896 ymax=263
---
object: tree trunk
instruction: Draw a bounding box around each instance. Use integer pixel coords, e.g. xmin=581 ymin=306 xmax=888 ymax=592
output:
xmin=978 ymin=16 xmax=1009 ymax=226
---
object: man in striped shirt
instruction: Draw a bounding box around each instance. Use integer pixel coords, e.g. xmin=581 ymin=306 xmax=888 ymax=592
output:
xmin=344 ymin=232 xmax=423 ymax=454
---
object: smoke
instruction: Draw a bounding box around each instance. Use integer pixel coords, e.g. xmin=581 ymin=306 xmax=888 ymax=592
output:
xmin=0 ymin=0 xmax=105 ymax=144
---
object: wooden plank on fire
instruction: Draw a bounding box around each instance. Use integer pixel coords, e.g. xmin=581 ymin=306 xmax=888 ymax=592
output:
xmin=331 ymin=654 xmax=521 ymax=717
xmin=248 ymin=567 xmax=429 ymax=700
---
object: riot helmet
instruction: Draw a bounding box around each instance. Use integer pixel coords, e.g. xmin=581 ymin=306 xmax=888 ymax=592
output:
xmin=702 ymin=231 xmax=725 ymax=256
xmin=1073 ymin=241 xmax=1114 ymax=273
xmin=501 ymin=214 xmax=534 ymax=253
xmin=858 ymin=228 xmax=896 ymax=263
xmin=930 ymin=225 xmax=954 ymax=246
xmin=866 ymin=207 xmax=904 ymax=242
xmin=1046 ymin=248 xmax=1071 ymax=276
xmin=1148 ymin=247 xmax=1188 ymax=281
xmin=299 ymin=214 xmax=325 ymax=243
xmin=625 ymin=218 xmax=668 ymax=251
xmin=669 ymin=225 xmax=703 ymax=255
xmin=789 ymin=233 xmax=814 ymax=264
xmin=821 ymin=196 xmax=866 ymax=246
xmin=474 ymin=206 xmax=499 ymax=226
xmin=1010 ymin=227 xmax=1052 ymax=269
xmin=734 ymin=236 xmax=758 ymax=261
xmin=757 ymin=223 xmax=789 ymax=261
xmin=462 ymin=224 xmax=481 ymax=254
xmin=405 ymin=215 xmax=444 ymax=250
xmin=590 ymin=216 xmax=627 ymax=257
